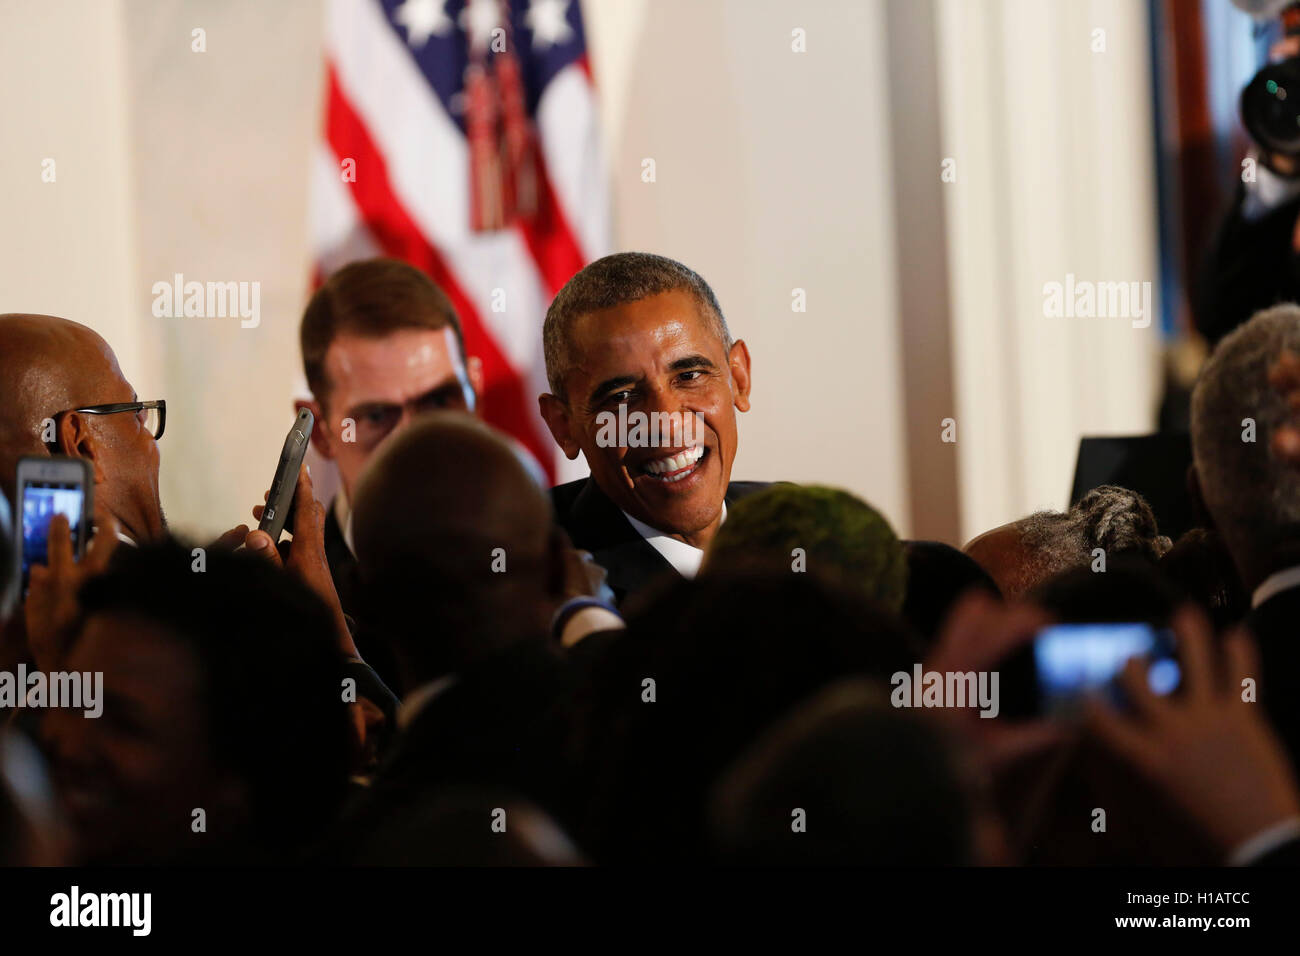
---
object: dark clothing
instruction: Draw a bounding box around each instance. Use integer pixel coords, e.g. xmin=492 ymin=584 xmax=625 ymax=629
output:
xmin=324 ymin=500 xmax=402 ymax=692
xmin=1246 ymin=585 xmax=1300 ymax=768
xmin=1197 ymin=187 xmax=1300 ymax=345
xmin=329 ymin=638 xmax=591 ymax=863
xmin=549 ymin=477 xmax=768 ymax=605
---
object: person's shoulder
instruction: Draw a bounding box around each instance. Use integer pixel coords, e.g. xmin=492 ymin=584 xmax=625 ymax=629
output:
xmin=726 ymin=480 xmax=775 ymax=502
xmin=549 ymin=477 xmax=590 ymax=519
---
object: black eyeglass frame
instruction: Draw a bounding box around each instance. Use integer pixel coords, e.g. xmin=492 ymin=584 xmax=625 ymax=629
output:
xmin=50 ymin=400 xmax=167 ymax=442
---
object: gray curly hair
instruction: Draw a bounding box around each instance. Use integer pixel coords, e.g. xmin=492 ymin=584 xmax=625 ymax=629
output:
xmin=1017 ymin=484 xmax=1172 ymax=583
xmin=1191 ymin=303 xmax=1300 ymax=579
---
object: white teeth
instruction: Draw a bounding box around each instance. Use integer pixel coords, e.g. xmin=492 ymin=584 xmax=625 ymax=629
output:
xmin=642 ymin=446 xmax=704 ymax=478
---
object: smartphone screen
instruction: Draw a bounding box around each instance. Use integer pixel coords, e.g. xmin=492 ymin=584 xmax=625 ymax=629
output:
xmin=20 ymin=480 xmax=86 ymax=585
xmin=1034 ymin=622 xmax=1180 ymax=716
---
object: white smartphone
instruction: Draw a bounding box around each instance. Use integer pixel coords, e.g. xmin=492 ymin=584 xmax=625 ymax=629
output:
xmin=14 ymin=455 xmax=94 ymax=593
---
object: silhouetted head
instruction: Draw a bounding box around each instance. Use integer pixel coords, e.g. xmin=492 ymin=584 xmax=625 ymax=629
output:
xmin=709 ymin=679 xmax=990 ymax=865
xmin=42 ymin=541 xmax=352 ymax=864
xmin=964 ymin=485 xmax=1170 ymax=598
xmin=901 ymin=540 xmax=1001 ymax=648
xmin=703 ymin=484 xmax=907 ymax=613
xmin=351 ymin=412 xmax=564 ymax=690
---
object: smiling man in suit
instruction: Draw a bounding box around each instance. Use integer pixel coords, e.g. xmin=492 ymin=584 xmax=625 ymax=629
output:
xmin=539 ymin=252 xmax=763 ymax=604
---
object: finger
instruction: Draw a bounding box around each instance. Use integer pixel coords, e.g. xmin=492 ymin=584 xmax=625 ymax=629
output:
xmin=1084 ymin=695 xmax=1157 ymax=769
xmin=986 ymin=601 xmax=1054 ymax=662
xmin=981 ymin=720 xmax=1069 ymax=767
xmin=46 ymin=514 xmax=73 ymax=574
xmin=252 ymin=504 xmax=265 ymax=521
xmin=1223 ymin=625 xmax=1262 ymax=701
xmin=212 ymin=525 xmax=249 ymax=551
xmin=1113 ymin=655 xmax=1164 ymax=722
xmin=931 ymin=596 xmax=1051 ymax=674
xmin=244 ymin=530 xmax=284 ymax=568
xmin=84 ymin=516 xmax=120 ymax=574
xmin=290 ymin=465 xmax=324 ymax=546
xmin=1170 ymin=603 xmax=1215 ymax=703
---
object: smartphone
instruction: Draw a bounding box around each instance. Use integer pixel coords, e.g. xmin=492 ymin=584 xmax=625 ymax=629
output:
xmin=258 ymin=407 xmax=314 ymax=543
xmin=1034 ymin=622 xmax=1181 ymax=717
xmin=14 ymin=456 xmax=94 ymax=593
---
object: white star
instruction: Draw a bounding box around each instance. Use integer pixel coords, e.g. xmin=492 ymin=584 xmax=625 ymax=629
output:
xmin=393 ymin=0 xmax=454 ymax=50
xmin=525 ymin=0 xmax=574 ymax=49
xmin=460 ymin=0 xmax=503 ymax=54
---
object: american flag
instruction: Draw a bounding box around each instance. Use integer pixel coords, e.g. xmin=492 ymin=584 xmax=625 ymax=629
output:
xmin=312 ymin=0 xmax=609 ymax=481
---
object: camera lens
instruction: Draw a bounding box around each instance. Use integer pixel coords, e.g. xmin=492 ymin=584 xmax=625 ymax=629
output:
xmin=1242 ymin=60 xmax=1300 ymax=156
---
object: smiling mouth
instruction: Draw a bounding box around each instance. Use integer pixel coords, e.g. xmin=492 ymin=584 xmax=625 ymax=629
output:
xmin=637 ymin=445 xmax=707 ymax=483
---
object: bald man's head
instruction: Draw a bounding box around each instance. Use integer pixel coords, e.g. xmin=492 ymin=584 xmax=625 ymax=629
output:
xmin=351 ymin=412 xmax=562 ymax=687
xmin=0 ymin=315 xmax=164 ymax=541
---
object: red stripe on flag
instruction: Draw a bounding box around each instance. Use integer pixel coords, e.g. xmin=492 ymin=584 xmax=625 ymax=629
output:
xmin=516 ymin=149 xmax=589 ymax=296
xmin=323 ymin=63 xmax=555 ymax=482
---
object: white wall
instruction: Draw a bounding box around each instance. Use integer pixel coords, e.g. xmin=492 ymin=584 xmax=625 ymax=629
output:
xmin=0 ymin=0 xmax=148 ymax=408
xmin=121 ymin=0 xmax=324 ymax=540
xmin=937 ymin=0 xmax=1162 ymax=542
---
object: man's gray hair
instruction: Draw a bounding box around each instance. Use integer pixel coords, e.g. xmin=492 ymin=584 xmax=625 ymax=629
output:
xmin=1191 ymin=303 xmax=1300 ymax=563
xmin=1017 ymin=484 xmax=1171 ymax=584
xmin=542 ymin=252 xmax=732 ymax=400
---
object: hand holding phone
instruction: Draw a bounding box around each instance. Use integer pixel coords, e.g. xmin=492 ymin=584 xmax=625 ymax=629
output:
xmin=14 ymin=455 xmax=93 ymax=595
xmin=23 ymin=514 xmax=114 ymax=670
xmin=1034 ymin=622 xmax=1181 ymax=717
xmin=258 ymin=408 xmax=314 ymax=543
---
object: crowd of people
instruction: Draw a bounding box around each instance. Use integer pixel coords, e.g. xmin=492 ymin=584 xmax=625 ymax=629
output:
xmin=1 ymin=251 xmax=1300 ymax=866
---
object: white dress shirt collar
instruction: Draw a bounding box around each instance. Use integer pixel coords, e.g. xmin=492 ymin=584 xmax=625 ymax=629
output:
xmin=333 ymin=492 xmax=356 ymax=555
xmin=1252 ymin=565 xmax=1300 ymax=609
xmin=620 ymin=502 xmax=726 ymax=580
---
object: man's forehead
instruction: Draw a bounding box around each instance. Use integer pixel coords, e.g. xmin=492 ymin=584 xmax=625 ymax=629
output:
xmin=569 ymin=294 xmax=722 ymax=374
xmin=324 ymin=328 xmax=464 ymax=400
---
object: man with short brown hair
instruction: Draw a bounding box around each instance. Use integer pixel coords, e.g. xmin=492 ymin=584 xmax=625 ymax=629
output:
xmin=296 ymin=259 xmax=485 ymax=622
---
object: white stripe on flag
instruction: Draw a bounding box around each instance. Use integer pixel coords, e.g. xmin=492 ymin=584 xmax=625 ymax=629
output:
xmin=535 ymin=62 xmax=612 ymax=264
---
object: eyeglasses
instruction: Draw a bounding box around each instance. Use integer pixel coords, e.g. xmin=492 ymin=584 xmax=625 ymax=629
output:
xmin=53 ymin=400 xmax=166 ymax=442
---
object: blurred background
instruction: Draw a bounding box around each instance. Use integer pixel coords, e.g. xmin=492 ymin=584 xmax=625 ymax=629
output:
xmin=0 ymin=0 xmax=1276 ymax=544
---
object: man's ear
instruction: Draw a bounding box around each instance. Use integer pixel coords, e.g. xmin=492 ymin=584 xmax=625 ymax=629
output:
xmin=297 ymin=398 xmax=334 ymax=460
xmin=538 ymin=393 xmax=582 ymax=460
xmin=1187 ymin=463 xmax=1215 ymax=532
xmin=728 ymin=339 xmax=752 ymax=413
xmin=55 ymin=412 xmax=107 ymax=483
xmin=466 ymin=355 xmax=485 ymax=415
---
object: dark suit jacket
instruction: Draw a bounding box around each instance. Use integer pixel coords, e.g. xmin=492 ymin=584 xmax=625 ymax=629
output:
xmin=549 ymin=476 xmax=768 ymax=605
xmin=324 ymin=499 xmax=403 ymax=692
xmin=1246 ymin=585 xmax=1300 ymax=767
